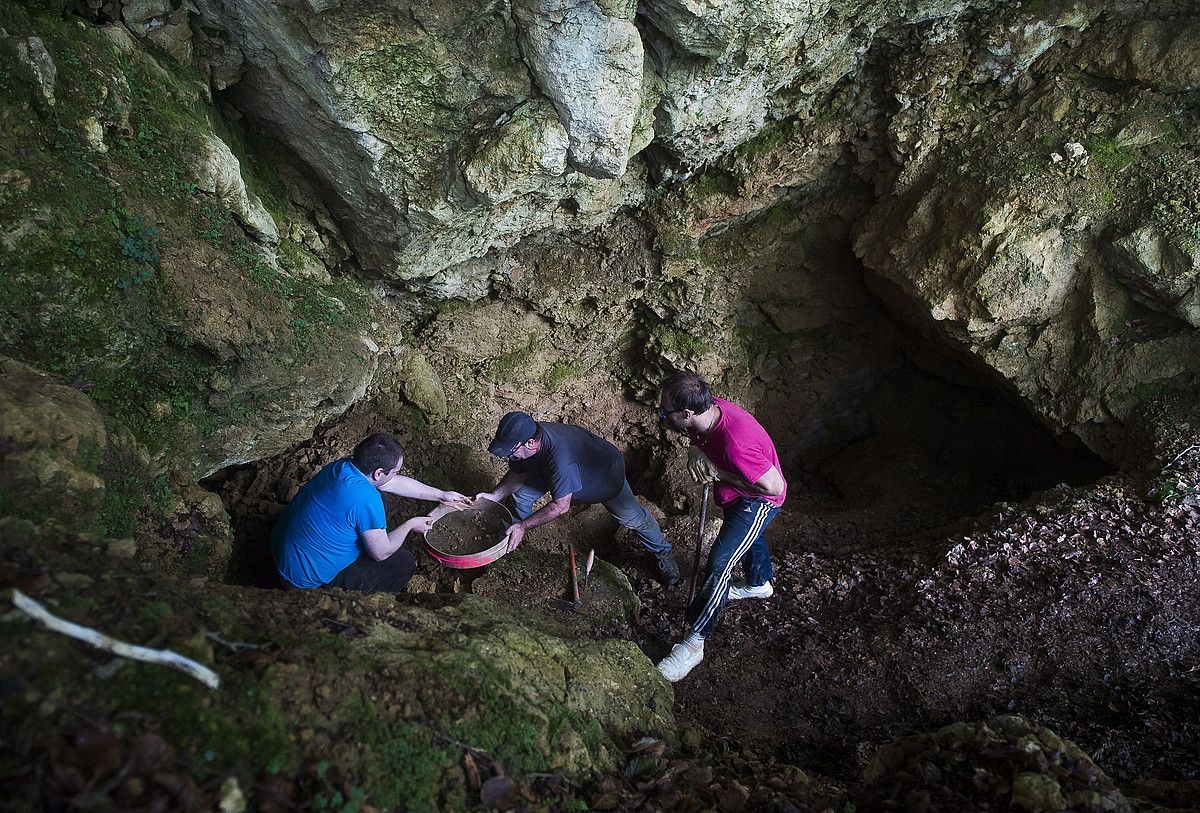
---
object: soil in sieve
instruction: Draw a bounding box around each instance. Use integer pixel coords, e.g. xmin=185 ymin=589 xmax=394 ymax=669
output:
xmin=427 ymin=507 xmax=510 ymax=555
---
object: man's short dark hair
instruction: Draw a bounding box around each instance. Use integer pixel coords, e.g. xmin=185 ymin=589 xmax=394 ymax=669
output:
xmin=662 ymin=371 xmax=713 ymax=413
xmin=352 ymin=433 xmax=405 ymax=476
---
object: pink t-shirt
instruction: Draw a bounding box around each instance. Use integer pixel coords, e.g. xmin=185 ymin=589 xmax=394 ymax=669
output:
xmin=688 ymin=397 xmax=787 ymax=508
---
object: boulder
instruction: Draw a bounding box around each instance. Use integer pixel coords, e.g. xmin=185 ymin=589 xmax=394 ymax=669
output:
xmin=194 ymin=133 xmax=280 ymax=245
xmin=121 ymin=0 xmax=193 ymax=63
xmin=860 ymin=716 xmax=1131 ymax=812
xmin=1111 ymin=225 xmax=1200 ymax=328
xmin=13 ymin=35 xmax=56 ymax=108
xmin=1086 ymin=18 xmax=1200 ymax=91
xmin=398 ymin=351 xmax=450 ymax=424
xmin=510 ymin=0 xmax=644 ymax=179
xmin=0 ymin=356 xmax=108 ymax=532
xmin=463 ymin=98 xmax=570 ymax=205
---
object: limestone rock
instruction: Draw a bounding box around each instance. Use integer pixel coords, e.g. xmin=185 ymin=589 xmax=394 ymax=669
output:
xmin=1111 ymin=225 xmax=1200 ymax=328
xmin=855 ymin=166 xmax=1200 ymax=459
xmin=194 ymin=133 xmax=280 ymax=246
xmin=853 ymin=36 xmax=1200 ymax=460
xmin=81 ymin=116 xmax=107 ymax=152
xmin=643 ymin=0 xmax=1100 ymax=169
xmin=510 ymin=0 xmax=644 ymax=179
xmin=420 ymin=257 xmax=494 ymax=301
xmin=14 ymin=36 xmax=55 ymax=108
xmin=192 ymin=25 xmax=244 ymax=90
xmin=1086 ymin=19 xmax=1200 ymax=91
xmin=1012 ymin=772 xmax=1068 ymax=812
xmin=640 ymin=0 xmax=902 ymax=165
xmin=399 ymin=351 xmax=450 ymax=424
xmin=200 ymin=340 xmax=378 ymax=477
xmin=189 ymin=0 xmax=646 ymax=289
xmin=974 ymin=4 xmax=1095 ymax=83
xmin=464 ymin=98 xmax=569 ymax=205
xmin=0 ymin=356 xmax=107 ymax=531
xmin=122 ymin=0 xmax=193 ymax=63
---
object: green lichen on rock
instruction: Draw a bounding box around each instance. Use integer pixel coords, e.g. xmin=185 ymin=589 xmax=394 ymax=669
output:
xmin=0 ymin=524 xmax=675 ymax=812
xmin=0 ymin=354 xmax=233 ymax=575
xmin=860 ymin=716 xmax=1131 ymax=811
xmin=321 ymin=0 xmax=529 ymax=201
xmin=0 ymin=4 xmax=376 ymax=476
xmin=464 ymin=98 xmax=568 ymax=205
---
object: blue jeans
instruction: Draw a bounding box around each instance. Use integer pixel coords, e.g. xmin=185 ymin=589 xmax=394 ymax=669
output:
xmin=508 ymin=480 xmax=670 ymax=554
xmin=685 ymin=497 xmax=779 ymax=639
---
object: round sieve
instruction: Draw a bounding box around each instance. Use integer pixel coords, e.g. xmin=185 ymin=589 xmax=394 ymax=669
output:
xmin=423 ymin=497 xmax=514 ymax=569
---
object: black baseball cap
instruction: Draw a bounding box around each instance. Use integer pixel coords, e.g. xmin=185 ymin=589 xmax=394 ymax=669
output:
xmin=488 ymin=411 xmax=538 ymax=457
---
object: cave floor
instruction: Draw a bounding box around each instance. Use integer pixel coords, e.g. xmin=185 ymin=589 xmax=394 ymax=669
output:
xmin=209 ymin=399 xmax=1200 ymax=795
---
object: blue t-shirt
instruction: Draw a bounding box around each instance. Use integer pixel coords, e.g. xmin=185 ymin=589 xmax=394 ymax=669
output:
xmin=269 ymin=458 xmax=387 ymax=588
xmin=509 ymin=422 xmax=626 ymax=504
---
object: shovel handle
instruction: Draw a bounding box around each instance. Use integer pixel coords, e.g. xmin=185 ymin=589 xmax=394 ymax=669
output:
xmin=568 ymin=543 xmax=580 ymax=604
xmin=688 ymin=482 xmax=711 ymax=606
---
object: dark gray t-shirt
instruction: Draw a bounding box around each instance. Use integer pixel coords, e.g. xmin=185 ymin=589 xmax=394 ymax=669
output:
xmin=510 ymin=422 xmax=626 ymax=504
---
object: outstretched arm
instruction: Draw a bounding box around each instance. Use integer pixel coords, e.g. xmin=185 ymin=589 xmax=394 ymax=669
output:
xmin=475 ymin=469 xmax=529 ymax=503
xmin=501 ymin=493 xmax=571 ymax=552
xmin=359 ymin=516 xmax=434 ymax=561
xmin=380 ymin=475 xmax=468 ymax=505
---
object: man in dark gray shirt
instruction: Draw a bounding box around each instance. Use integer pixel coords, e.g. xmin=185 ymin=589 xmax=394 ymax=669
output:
xmin=477 ymin=411 xmax=680 ymax=585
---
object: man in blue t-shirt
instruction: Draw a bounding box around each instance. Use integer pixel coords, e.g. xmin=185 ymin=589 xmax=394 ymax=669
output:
xmin=476 ymin=411 xmax=680 ymax=585
xmin=270 ymin=433 xmax=468 ymax=594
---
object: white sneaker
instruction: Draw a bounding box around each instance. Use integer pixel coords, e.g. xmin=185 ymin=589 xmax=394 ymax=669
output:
xmin=728 ymin=581 xmax=774 ymax=601
xmin=656 ymin=640 xmax=704 ymax=682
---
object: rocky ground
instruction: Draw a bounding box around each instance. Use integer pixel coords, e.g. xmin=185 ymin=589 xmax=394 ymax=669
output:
xmin=190 ymin=382 xmax=1200 ymax=811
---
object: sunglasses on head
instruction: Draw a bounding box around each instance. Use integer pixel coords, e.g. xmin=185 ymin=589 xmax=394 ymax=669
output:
xmin=658 ymin=407 xmax=687 ymax=421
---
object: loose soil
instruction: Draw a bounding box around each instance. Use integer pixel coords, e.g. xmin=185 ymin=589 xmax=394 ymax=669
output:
xmin=427 ymin=504 xmax=510 ymax=556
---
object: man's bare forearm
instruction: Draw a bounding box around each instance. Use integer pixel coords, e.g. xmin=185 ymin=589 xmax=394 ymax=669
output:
xmin=362 ymin=518 xmax=427 ymax=560
xmin=382 ymin=475 xmax=448 ymax=501
xmin=516 ymin=495 xmax=571 ymax=530
xmin=484 ymin=470 xmax=529 ymax=501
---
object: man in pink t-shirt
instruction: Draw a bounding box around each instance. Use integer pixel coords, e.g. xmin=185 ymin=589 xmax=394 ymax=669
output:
xmin=655 ymin=371 xmax=787 ymax=682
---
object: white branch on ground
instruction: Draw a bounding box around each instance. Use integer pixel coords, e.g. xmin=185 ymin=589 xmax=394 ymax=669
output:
xmin=11 ymin=589 xmax=220 ymax=690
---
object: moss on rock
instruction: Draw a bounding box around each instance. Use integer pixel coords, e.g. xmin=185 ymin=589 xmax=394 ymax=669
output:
xmin=0 ymin=522 xmax=675 ymax=811
xmin=0 ymin=4 xmax=377 ymax=477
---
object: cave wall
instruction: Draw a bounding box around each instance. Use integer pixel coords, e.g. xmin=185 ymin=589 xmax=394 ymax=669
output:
xmin=4 ymin=0 xmax=1197 ymax=489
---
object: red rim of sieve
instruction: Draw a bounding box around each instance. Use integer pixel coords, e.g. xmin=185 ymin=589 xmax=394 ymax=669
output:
xmin=422 ymin=498 xmax=513 ymax=569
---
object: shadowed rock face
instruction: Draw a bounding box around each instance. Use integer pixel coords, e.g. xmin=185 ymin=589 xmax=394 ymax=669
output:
xmin=173 ymin=0 xmax=1196 ymax=460
xmin=5 ymin=0 xmax=1198 ymax=479
xmin=852 ymin=12 xmax=1200 ymax=460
